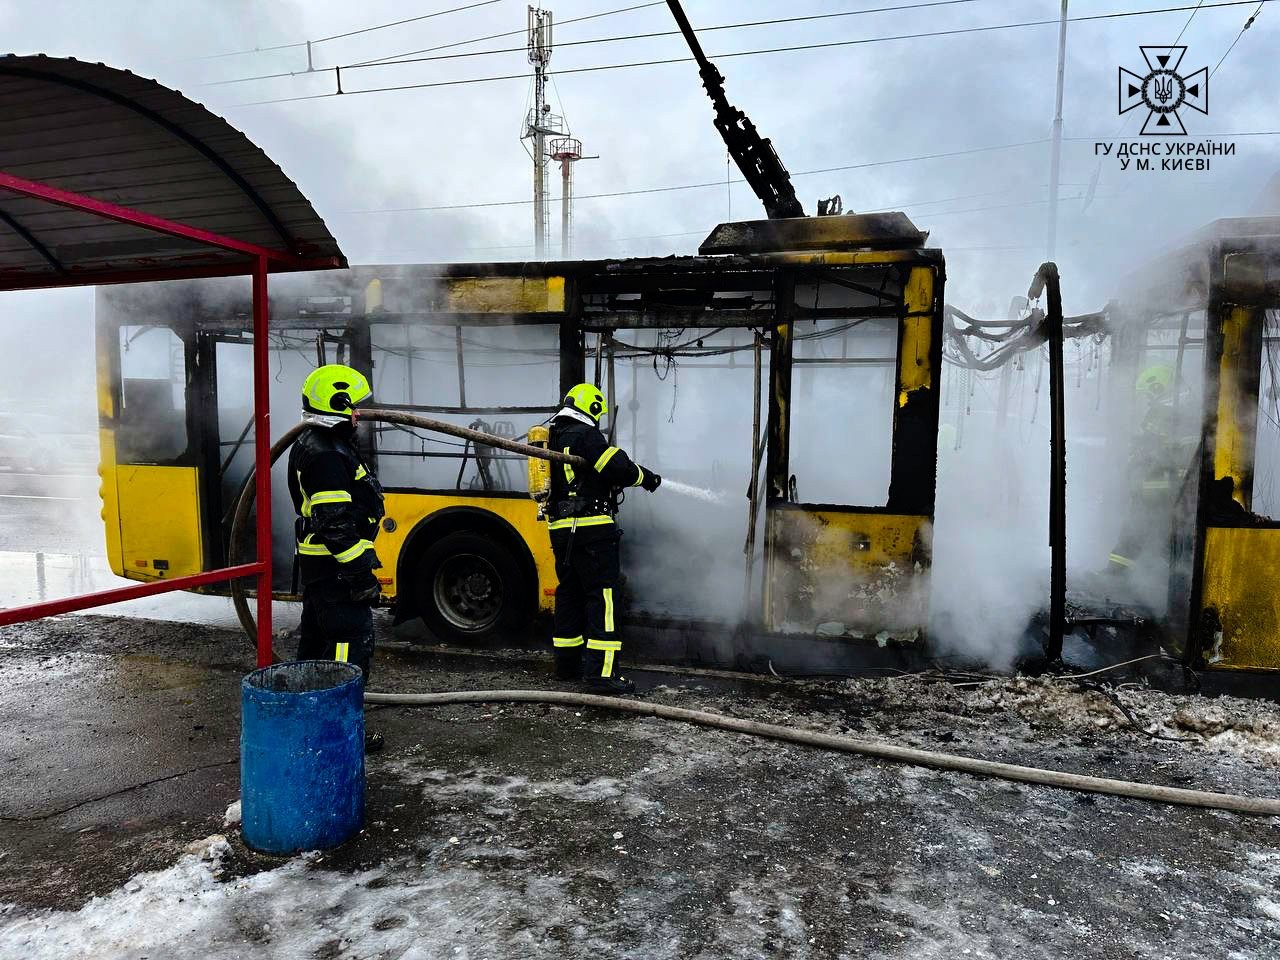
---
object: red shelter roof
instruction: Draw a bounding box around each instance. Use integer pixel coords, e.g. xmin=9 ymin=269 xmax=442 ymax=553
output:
xmin=0 ymin=54 xmax=345 ymax=290
xmin=0 ymin=55 xmax=342 ymax=667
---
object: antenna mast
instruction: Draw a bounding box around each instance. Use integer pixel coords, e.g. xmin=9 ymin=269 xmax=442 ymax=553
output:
xmin=550 ymin=137 xmax=583 ymax=258
xmin=523 ymin=6 xmax=565 ymax=258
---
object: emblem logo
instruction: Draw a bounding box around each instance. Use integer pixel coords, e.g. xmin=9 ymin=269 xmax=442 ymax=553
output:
xmin=1118 ymin=45 xmax=1208 ymax=136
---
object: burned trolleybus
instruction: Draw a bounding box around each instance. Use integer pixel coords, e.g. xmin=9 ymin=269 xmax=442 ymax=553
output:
xmin=1114 ymin=217 xmax=1280 ymax=673
xmin=93 ymin=213 xmax=943 ymax=664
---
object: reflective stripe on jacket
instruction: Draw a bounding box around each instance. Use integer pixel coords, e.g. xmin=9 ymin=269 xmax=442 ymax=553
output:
xmin=287 ymin=425 xmax=385 ymax=584
xmin=546 ymin=416 xmax=644 ymax=524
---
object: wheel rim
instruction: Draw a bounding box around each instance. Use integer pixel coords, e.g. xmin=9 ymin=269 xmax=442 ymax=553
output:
xmin=432 ymin=552 xmax=503 ymax=632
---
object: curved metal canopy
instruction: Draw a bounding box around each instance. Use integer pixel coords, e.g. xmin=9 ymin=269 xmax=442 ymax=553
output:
xmin=0 ymin=54 xmax=345 ymax=289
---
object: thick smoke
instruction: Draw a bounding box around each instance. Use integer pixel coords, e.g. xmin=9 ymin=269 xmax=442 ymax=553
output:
xmin=0 ymin=262 xmax=1227 ymax=670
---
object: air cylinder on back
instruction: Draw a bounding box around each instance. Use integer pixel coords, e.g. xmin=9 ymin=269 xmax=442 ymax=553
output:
xmin=527 ymin=424 xmax=551 ymax=518
xmin=240 ymin=661 xmax=365 ymax=853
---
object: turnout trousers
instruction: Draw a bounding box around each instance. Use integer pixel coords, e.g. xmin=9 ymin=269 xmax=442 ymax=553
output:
xmin=550 ymin=524 xmax=622 ymax=680
xmin=297 ymin=578 xmax=377 ymax=682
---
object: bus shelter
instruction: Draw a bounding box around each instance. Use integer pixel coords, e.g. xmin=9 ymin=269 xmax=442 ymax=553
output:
xmin=0 ymin=55 xmax=345 ymax=666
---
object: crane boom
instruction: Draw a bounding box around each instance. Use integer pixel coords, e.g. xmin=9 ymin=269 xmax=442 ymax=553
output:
xmin=666 ymin=0 xmax=804 ymax=220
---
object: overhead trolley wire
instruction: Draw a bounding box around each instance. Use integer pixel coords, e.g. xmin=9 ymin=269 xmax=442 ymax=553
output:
xmin=371 ymin=0 xmax=994 ymax=69
xmin=207 ymin=0 xmax=988 ymax=85
xmin=191 ymin=0 xmax=505 ymax=62
xmin=352 ymin=0 xmax=667 ymax=67
xmin=232 ymin=0 xmax=1274 ymax=105
xmin=338 ymin=139 xmax=1051 ymax=214
xmin=1171 ymin=0 xmax=1208 ymax=44
xmin=313 ymin=0 xmax=505 ymax=44
xmin=1211 ymin=1 xmax=1266 ymax=76
xmin=211 ymin=0 xmax=992 ymax=85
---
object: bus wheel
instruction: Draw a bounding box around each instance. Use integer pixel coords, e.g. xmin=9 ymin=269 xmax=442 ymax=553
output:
xmin=413 ymin=530 xmax=529 ymax=643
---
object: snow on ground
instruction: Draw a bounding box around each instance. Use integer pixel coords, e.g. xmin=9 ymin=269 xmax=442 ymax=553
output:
xmin=1 ymin=839 xmax=593 ymax=960
xmin=6 ymin=613 xmax=1280 ymax=959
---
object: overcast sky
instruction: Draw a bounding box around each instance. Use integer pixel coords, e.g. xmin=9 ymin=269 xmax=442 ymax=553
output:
xmin=1 ymin=0 xmax=1276 ymax=353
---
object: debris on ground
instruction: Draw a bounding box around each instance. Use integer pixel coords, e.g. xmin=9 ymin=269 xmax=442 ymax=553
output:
xmin=2 ymin=615 xmax=1280 ymax=958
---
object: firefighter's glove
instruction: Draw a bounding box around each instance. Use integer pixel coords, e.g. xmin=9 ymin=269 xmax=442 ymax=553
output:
xmin=640 ymin=469 xmax=662 ymax=492
xmin=339 ymin=565 xmax=382 ymax=603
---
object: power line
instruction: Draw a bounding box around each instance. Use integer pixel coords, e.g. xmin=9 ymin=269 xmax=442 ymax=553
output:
xmin=359 ymin=0 xmax=991 ymax=71
xmin=190 ymin=41 xmax=306 ymax=62
xmin=366 ymin=190 xmax=1096 ymax=258
xmin=1211 ymin=1 xmax=1266 ymax=76
xmin=1064 ymin=130 xmax=1280 ymax=139
xmin=191 ymin=0 xmax=506 ymax=62
xmin=1114 ymin=0 xmax=1208 ymax=137
xmin=210 ymin=0 xmax=991 ymax=87
xmin=1172 ymin=0 xmax=1208 ymax=43
xmin=353 ymin=1 xmax=666 ymax=67
xmin=314 ymin=0 xmax=505 ymax=44
xmin=368 ymin=191 xmax=1109 ymax=263
xmin=234 ymin=0 xmax=1276 ymax=107
xmin=337 ymin=139 xmax=1049 ymax=214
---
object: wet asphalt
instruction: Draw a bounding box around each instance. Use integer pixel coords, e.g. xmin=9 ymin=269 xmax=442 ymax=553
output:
xmin=1 ymin=612 xmax=1279 ymax=958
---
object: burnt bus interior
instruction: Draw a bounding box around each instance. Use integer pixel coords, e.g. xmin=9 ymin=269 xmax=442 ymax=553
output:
xmin=1124 ymin=219 xmax=1280 ymax=672
xmin=1032 ymin=217 xmax=1280 ymax=677
xmin=94 ymin=212 xmax=1280 ymax=676
xmin=96 ymin=214 xmax=944 ymax=664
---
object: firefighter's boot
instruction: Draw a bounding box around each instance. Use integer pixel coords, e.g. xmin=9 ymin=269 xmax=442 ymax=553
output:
xmin=553 ymin=644 xmax=583 ymax=681
xmin=582 ymin=674 xmax=636 ymax=696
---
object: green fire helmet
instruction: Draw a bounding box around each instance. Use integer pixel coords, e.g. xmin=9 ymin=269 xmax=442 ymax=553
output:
xmin=1136 ymin=364 xmax=1174 ymax=398
xmin=301 ymin=363 xmax=372 ymax=415
xmin=564 ymin=382 xmax=607 ymax=423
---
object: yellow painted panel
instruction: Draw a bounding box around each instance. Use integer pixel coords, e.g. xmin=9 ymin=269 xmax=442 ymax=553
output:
xmin=378 ymin=493 xmax=557 ymax=612
xmin=766 ymin=250 xmax=922 ymax=266
xmin=443 ymin=276 xmax=566 ymax=314
xmin=98 ymin=431 xmax=123 ymax=576
xmin=766 ymin=509 xmax=932 ymax=634
xmin=1213 ymin=306 xmax=1253 ymax=507
xmin=899 ymin=266 xmax=934 ymax=406
xmin=1200 ymin=526 xmax=1280 ymax=671
xmin=95 ymin=323 xmax=115 ymax=421
xmin=365 ymin=278 xmax=383 ymax=312
xmin=116 ymin=466 xmax=204 ymax=581
xmin=95 ymin=319 xmax=123 ymax=575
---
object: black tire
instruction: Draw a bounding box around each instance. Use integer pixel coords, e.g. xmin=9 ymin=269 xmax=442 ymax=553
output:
xmin=412 ymin=529 xmax=530 ymax=643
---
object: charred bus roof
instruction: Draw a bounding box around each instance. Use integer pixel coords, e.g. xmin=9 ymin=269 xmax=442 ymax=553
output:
xmin=1117 ymin=216 xmax=1280 ymax=315
xmin=97 ymin=213 xmax=942 ymax=332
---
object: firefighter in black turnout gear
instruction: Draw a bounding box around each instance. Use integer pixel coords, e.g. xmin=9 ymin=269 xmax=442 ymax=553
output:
xmin=548 ymin=383 xmax=661 ymax=693
xmin=289 ymin=364 xmax=385 ymax=691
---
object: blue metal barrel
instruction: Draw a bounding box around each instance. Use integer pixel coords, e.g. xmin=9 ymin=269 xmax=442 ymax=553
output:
xmin=241 ymin=661 xmax=365 ymax=853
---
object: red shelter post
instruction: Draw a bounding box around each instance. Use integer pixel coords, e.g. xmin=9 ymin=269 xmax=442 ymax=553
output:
xmin=252 ymin=257 xmax=274 ymax=667
xmin=0 ymin=172 xmax=338 ymax=643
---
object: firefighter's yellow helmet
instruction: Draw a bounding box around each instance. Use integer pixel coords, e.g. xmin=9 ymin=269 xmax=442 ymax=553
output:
xmin=302 ymin=364 xmax=372 ymax=415
xmin=1136 ymin=364 xmax=1174 ymax=398
xmin=564 ymin=382 xmax=607 ymax=423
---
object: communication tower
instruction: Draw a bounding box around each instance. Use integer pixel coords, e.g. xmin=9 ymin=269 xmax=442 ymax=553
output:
xmin=522 ymin=6 xmax=565 ymax=259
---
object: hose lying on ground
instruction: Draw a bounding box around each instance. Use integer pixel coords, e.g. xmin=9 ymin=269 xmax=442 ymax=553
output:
xmin=365 ymin=688 xmax=1280 ymax=817
xmin=229 ymin=416 xmax=1280 ymax=818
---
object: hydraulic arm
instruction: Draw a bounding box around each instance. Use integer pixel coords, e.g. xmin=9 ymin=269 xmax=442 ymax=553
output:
xmin=666 ymin=0 xmax=804 ymax=220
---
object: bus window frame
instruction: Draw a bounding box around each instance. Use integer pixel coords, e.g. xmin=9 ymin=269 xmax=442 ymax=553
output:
xmin=104 ymin=253 xmax=944 ymax=634
xmin=366 ymin=314 xmax=564 ymax=495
